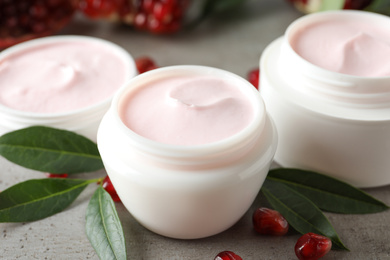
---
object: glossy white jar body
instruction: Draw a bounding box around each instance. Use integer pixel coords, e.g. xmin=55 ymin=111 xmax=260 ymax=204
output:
xmin=260 ymin=11 xmax=390 ymax=187
xmin=0 ymin=35 xmax=137 ymax=141
xmin=97 ymin=66 xmax=278 ymax=239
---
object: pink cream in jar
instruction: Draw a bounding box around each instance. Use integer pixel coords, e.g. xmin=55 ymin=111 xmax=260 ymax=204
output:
xmin=0 ymin=35 xmax=136 ymax=140
xmin=260 ymin=10 xmax=390 ymax=187
xmin=97 ymin=66 xmax=277 ymax=239
xmin=118 ymin=74 xmax=254 ymax=146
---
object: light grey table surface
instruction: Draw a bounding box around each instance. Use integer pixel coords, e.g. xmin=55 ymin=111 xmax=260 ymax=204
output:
xmin=1 ymin=0 xmax=390 ymax=259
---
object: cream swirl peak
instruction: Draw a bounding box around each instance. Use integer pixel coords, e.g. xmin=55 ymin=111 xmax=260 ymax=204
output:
xmin=119 ymin=75 xmax=255 ymax=146
xmin=290 ymin=19 xmax=390 ymax=77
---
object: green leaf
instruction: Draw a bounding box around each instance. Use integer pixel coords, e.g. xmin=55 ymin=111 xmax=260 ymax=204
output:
xmin=0 ymin=126 xmax=104 ymax=174
xmin=320 ymin=0 xmax=345 ymax=11
xmin=262 ymin=179 xmax=348 ymax=250
xmin=0 ymin=178 xmax=93 ymax=222
xmin=267 ymin=168 xmax=389 ymax=214
xmin=86 ymin=186 xmax=126 ymax=260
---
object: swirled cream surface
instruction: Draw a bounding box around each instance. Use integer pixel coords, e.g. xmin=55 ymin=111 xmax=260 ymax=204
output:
xmin=0 ymin=40 xmax=128 ymax=113
xmin=119 ymin=75 xmax=255 ymax=146
xmin=290 ymin=19 xmax=390 ymax=77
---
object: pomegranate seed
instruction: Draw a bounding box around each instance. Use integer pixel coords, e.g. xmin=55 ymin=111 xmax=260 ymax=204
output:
xmin=142 ymin=0 xmax=155 ymax=13
xmin=215 ymin=251 xmax=243 ymax=260
xmin=153 ymin=2 xmax=173 ymax=22
xmin=137 ymin=0 xmax=189 ymax=34
xmin=295 ymin=233 xmax=332 ymax=260
xmin=247 ymin=68 xmax=260 ymax=89
xmin=134 ymin=12 xmax=148 ymax=30
xmin=101 ymin=175 xmax=121 ymax=202
xmin=79 ymin=0 xmax=119 ymax=18
xmin=147 ymin=17 xmax=167 ymax=34
xmin=252 ymin=207 xmax=289 ymax=236
xmin=135 ymin=56 xmax=158 ymax=74
xmin=45 ymin=173 xmax=69 ymax=178
xmin=77 ymin=0 xmax=189 ymax=34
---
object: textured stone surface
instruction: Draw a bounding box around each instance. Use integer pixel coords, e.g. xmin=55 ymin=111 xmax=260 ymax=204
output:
xmin=1 ymin=0 xmax=390 ymax=259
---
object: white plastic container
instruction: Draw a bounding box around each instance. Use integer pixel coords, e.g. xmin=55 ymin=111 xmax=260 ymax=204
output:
xmin=97 ymin=65 xmax=277 ymax=239
xmin=260 ymin=10 xmax=390 ymax=187
xmin=0 ymin=35 xmax=137 ymax=141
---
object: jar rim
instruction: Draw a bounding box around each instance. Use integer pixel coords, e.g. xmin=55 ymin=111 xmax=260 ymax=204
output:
xmin=279 ymin=10 xmax=390 ymax=107
xmin=261 ymin=37 xmax=390 ymax=121
xmin=285 ymin=10 xmax=390 ymax=79
xmin=0 ymin=35 xmax=137 ymax=119
xmin=110 ymin=65 xmax=267 ymax=158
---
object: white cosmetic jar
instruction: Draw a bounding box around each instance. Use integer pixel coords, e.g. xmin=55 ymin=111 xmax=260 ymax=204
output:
xmin=97 ymin=65 xmax=278 ymax=239
xmin=260 ymin=10 xmax=390 ymax=187
xmin=0 ymin=35 xmax=137 ymax=141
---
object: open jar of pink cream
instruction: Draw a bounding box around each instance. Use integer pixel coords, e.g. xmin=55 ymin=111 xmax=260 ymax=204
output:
xmin=0 ymin=35 xmax=137 ymax=141
xmin=97 ymin=65 xmax=277 ymax=239
xmin=260 ymin=10 xmax=390 ymax=187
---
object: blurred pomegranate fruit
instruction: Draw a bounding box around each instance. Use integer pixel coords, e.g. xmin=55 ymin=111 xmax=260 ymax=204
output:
xmin=78 ymin=0 xmax=191 ymax=34
xmin=0 ymin=0 xmax=78 ymax=49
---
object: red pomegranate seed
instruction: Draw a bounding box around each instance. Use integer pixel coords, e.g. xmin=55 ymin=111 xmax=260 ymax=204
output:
xmin=147 ymin=17 xmax=167 ymax=34
xmin=252 ymin=207 xmax=289 ymax=236
xmin=101 ymin=175 xmax=121 ymax=202
xmin=79 ymin=0 xmax=189 ymax=34
xmin=153 ymin=2 xmax=173 ymax=22
xmin=247 ymin=68 xmax=260 ymax=89
xmin=142 ymin=0 xmax=155 ymax=13
xmin=135 ymin=56 xmax=158 ymax=74
xmin=79 ymin=0 xmax=119 ymax=18
xmin=134 ymin=12 xmax=148 ymax=30
xmin=45 ymin=173 xmax=69 ymax=178
xmin=295 ymin=233 xmax=332 ymax=260
xmin=135 ymin=0 xmax=189 ymax=34
xmin=215 ymin=251 xmax=243 ymax=260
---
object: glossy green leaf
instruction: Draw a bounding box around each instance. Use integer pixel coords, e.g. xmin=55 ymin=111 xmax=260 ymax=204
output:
xmin=0 ymin=126 xmax=104 ymax=174
xmin=262 ymin=179 xmax=348 ymax=250
xmin=86 ymin=186 xmax=126 ymax=260
xmin=0 ymin=178 xmax=93 ymax=222
xmin=267 ymin=168 xmax=389 ymax=214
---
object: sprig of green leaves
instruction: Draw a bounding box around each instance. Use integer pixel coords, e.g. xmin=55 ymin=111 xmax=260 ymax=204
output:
xmin=0 ymin=126 xmax=388 ymax=256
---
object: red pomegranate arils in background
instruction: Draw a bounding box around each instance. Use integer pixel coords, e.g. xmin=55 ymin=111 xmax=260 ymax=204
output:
xmin=0 ymin=0 xmax=77 ymax=49
xmin=78 ymin=0 xmax=190 ymax=34
xmin=78 ymin=0 xmax=133 ymax=19
xmin=134 ymin=0 xmax=189 ymax=34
